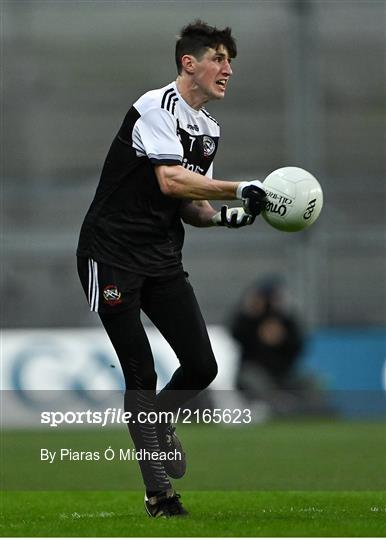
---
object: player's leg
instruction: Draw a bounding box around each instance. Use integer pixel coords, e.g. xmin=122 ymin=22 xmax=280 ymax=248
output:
xmin=99 ymin=309 xmax=173 ymax=493
xmin=141 ymin=271 xmax=217 ymax=479
xmin=99 ymin=297 xmax=188 ymax=515
xmin=77 ymin=257 xmax=172 ymax=496
xmin=142 ymin=270 xmax=218 ymax=413
xmin=100 ymin=309 xmax=188 ymax=516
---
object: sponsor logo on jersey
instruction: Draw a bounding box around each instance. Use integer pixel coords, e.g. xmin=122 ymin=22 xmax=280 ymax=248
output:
xmin=187 ymin=123 xmax=199 ymax=132
xmin=203 ymin=136 xmax=215 ymax=157
xmin=182 ymin=158 xmax=204 ymax=174
xmin=103 ymin=285 xmax=122 ymax=306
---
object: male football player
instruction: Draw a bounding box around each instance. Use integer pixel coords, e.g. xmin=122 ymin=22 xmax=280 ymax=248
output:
xmin=77 ymin=20 xmax=266 ymax=518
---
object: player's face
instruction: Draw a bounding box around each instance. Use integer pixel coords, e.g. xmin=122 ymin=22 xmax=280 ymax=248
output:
xmin=192 ymin=45 xmax=233 ymax=101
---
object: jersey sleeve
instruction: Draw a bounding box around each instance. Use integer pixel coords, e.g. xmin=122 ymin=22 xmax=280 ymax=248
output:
xmin=206 ymin=163 xmax=213 ymax=179
xmin=132 ymin=108 xmax=183 ymax=165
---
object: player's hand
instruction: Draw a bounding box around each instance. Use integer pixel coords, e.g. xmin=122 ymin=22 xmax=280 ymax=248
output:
xmin=236 ymin=180 xmax=267 ymax=216
xmin=211 ymin=206 xmax=255 ymax=228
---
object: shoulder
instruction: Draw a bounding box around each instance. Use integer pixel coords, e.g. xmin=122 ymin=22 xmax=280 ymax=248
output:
xmin=134 ymin=83 xmax=179 ymax=117
xmin=200 ymin=107 xmax=220 ymax=136
xmin=201 ymin=107 xmax=220 ymax=126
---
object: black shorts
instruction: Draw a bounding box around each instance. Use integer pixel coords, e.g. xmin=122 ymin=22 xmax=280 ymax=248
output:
xmin=77 ymin=257 xmax=188 ymax=314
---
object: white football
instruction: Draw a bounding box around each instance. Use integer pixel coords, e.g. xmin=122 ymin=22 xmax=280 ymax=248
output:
xmin=261 ymin=166 xmax=323 ymax=232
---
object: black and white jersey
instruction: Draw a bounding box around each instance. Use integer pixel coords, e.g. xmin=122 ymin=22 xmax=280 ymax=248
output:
xmin=77 ymin=81 xmax=220 ymax=275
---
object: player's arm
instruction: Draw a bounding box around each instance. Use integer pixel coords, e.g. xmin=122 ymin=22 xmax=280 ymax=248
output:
xmin=180 ymin=200 xmax=256 ymax=229
xmin=155 ymin=164 xmax=238 ymax=200
xmin=155 ymin=164 xmax=267 ymax=219
xmin=179 ymin=200 xmax=216 ymax=227
xmin=134 ymin=108 xmax=266 ymax=216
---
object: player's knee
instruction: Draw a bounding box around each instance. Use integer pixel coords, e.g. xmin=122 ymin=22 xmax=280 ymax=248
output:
xmin=206 ymin=361 xmax=218 ymax=387
xmin=196 ymin=357 xmax=218 ymax=388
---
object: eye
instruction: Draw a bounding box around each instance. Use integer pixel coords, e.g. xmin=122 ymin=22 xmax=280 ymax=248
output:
xmin=214 ymin=55 xmax=231 ymax=64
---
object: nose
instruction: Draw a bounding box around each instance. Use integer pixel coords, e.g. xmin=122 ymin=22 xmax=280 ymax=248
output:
xmin=223 ymin=60 xmax=233 ymax=76
xmin=223 ymin=60 xmax=233 ymax=77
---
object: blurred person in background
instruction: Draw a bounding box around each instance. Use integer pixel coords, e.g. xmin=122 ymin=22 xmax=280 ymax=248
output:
xmin=77 ymin=20 xmax=267 ymax=518
xmin=230 ymin=277 xmax=330 ymax=418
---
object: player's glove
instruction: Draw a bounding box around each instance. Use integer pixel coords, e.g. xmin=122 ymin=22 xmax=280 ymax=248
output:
xmin=236 ymin=180 xmax=267 ymax=217
xmin=211 ymin=205 xmax=255 ymax=228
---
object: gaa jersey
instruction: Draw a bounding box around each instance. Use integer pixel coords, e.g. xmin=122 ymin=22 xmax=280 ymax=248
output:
xmin=77 ymin=81 xmax=220 ymax=275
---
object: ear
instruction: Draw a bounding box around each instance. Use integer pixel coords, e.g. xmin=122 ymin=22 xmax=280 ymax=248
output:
xmin=180 ymin=54 xmax=196 ymax=74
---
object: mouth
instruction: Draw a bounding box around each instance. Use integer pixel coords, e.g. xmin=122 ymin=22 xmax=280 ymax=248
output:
xmin=216 ymin=79 xmax=227 ymax=90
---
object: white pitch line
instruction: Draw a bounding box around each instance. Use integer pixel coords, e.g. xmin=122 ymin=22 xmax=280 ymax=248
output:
xmin=59 ymin=511 xmax=117 ymax=520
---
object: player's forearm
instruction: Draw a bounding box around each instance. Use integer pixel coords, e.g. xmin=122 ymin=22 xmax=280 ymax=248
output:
xmin=180 ymin=200 xmax=217 ymax=227
xmin=155 ymin=165 xmax=239 ymax=200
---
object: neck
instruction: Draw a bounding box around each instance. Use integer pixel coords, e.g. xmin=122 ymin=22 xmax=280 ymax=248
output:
xmin=175 ymin=76 xmax=207 ymax=111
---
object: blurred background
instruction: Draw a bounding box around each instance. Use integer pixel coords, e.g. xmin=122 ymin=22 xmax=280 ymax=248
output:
xmin=3 ymin=0 xmax=385 ymax=329
xmin=2 ymin=0 xmax=386 ymax=420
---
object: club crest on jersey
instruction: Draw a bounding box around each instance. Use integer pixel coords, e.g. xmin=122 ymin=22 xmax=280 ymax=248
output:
xmin=203 ymin=136 xmax=215 ymax=157
xmin=103 ymin=284 xmax=122 ymax=305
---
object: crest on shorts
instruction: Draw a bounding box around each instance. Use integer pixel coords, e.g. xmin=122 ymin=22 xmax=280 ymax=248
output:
xmin=103 ymin=284 xmax=122 ymax=305
xmin=203 ymin=136 xmax=215 ymax=157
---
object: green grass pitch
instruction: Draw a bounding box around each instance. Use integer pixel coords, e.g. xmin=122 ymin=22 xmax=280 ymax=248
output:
xmin=2 ymin=490 xmax=386 ymax=537
xmin=1 ymin=420 xmax=386 ymax=536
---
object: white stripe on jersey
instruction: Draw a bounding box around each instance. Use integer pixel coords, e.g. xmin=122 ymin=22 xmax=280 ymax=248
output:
xmin=133 ymin=82 xmax=220 ymax=138
xmin=88 ymin=258 xmax=92 ymax=306
xmin=131 ymin=81 xmax=220 ymax=173
xmin=89 ymin=259 xmax=99 ymax=312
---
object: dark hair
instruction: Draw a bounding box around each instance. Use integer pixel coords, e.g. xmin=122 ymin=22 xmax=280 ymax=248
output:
xmin=175 ymin=20 xmax=237 ymax=74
